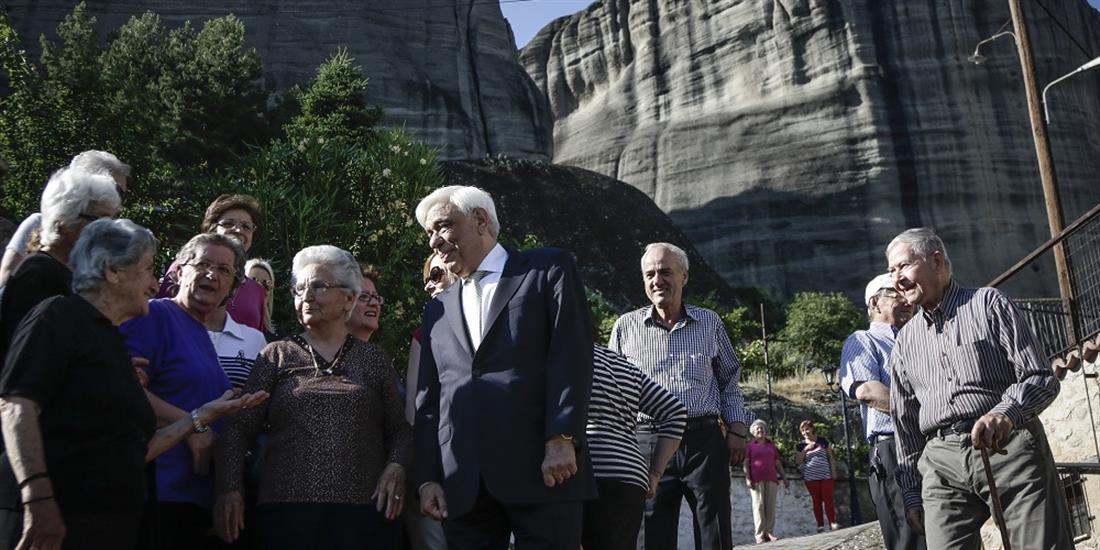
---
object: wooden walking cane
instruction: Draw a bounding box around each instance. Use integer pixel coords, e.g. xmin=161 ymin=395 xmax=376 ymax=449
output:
xmin=980 ymin=447 xmax=1012 ymax=550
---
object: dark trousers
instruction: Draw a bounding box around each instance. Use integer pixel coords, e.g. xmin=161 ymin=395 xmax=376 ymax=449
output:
xmin=869 ymin=437 xmax=926 ymax=550
xmin=582 ymin=479 xmax=645 ymax=550
xmin=442 ymin=482 xmax=582 ymax=550
xmin=256 ymin=502 xmax=401 ymax=550
xmin=137 ymin=502 xmax=211 ymax=550
xmin=637 ymin=423 xmax=732 ymax=550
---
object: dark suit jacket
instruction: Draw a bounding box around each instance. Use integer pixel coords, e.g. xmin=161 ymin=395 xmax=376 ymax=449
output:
xmin=414 ymin=247 xmax=597 ymax=518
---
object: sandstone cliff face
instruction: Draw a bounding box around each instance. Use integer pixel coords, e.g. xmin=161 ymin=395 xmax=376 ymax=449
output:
xmin=520 ymin=0 xmax=1100 ymax=298
xmin=5 ymin=0 xmax=553 ymax=161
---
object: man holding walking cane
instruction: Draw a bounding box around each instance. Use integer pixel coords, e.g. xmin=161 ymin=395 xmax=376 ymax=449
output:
xmin=886 ymin=228 xmax=1073 ymax=550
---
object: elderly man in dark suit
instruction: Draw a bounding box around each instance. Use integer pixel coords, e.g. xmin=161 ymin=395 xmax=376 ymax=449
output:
xmin=412 ymin=185 xmax=596 ymax=549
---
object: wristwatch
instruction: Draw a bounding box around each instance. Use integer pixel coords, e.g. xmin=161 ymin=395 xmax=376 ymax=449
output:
xmin=552 ymin=434 xmax=575 ymax=443
xmin=190 ymin=409 xmax=209 ymax=433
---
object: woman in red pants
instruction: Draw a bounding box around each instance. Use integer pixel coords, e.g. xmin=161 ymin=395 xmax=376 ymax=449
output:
xmin=795 ymin=421 xmax=839 ymax=532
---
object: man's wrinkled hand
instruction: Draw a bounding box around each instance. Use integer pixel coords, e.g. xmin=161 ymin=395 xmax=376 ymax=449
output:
xmin=726 ymin=422 xmax=747 ymax=465
xmin=419 ymin=482 xmax=448 ymax=521
xmin=541 ymin=438 xmax=577 ymax=487
xmin=971 ymin=412 xmax=1013 ymax=453
xmin=906 ymin=507 xmax=925 ymax=535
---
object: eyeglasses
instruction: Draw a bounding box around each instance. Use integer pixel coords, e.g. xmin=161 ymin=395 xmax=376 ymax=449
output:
xmin=424 ymin=266 xmax=445 ymax=285
xmin=216 ymin=219 xmax=257 ymax=232
xmin=358 ymin=292 xmax=384 ymax=305
xmin=293 ymin=280 xmax=347 ymax=297
xmin=185 ymin=260 xmax=238 ymax=280
xmin=250 ymin=277 xmax=273 ymax=291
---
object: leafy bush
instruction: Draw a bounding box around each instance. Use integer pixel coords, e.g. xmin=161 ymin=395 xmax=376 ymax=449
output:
xmin=779 ymin=292 xmax=863 ymax=372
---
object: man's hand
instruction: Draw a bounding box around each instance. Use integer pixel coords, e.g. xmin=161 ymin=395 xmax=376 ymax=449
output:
xmin=18 ymin=498 xmax=66 ymax=550
xmin=419 ymin=482 xmax=449 ymax=521
xmin=905 ymin=507 xmax=925 ymax=535
xmin=186 ymin=430 xmax=215 ymax=477
xmin=542 ymin=438 xmax=578 ymax=487
xmin=646 ymin=470 xmax=662 ymax=499
xmin=727 ymin=422 xmax=747 ymax=465
xmin=971 ymin=412 xmax=1014 ymax=452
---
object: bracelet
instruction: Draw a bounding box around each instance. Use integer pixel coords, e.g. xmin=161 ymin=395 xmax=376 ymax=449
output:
xmin=191 ymin=409 xmax=209 ymax=434
xmin=22 ymin=495 xmax=54 ymax=505
xmin=17 ymin=472 xmax=49 ymax=488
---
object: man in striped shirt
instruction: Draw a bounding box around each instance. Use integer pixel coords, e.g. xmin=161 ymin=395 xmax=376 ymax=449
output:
xmin=886 ymin=228 xmax=1072 ymax=550
xmin=609 ymin=242 xmax=749 ymax=550
xmin=839 ymin=273 xmax=923 ymax=550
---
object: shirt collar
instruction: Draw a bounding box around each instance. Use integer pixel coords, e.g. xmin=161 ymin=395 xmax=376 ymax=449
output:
xmin=868 ymin=321 xmax=896 ymax=339
xmin=920 ymin=278 xmax=960 ymax=326
xmin=217 ymin=313 xmax=248 ymax=340
xmin=469 ymin=243 xmax=508 ymax=278
xmin=644 ymin=303 xmax=696 ymax=327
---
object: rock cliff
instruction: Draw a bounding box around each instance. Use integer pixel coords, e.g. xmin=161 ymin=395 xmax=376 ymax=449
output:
xmin=4 ymin=0 xmax=553 ymax=161
xmin=440 ymin=159 xmax=737 ymax=309
xmin=520 ymin=0 xmax=1100 ymax=298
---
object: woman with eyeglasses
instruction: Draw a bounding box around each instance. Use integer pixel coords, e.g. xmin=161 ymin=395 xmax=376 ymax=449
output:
xmin=215 ymin=245 xmax=411 ymax=549
xmin=346 ymin=263 xmax=384 ymax=342
xmin=156 ymin=194 xmax=268 ymax=332
xmin=119 ymin=233 xmax=248 ymax=549
xmin=402 ymin=252 xmax=455 ymax=550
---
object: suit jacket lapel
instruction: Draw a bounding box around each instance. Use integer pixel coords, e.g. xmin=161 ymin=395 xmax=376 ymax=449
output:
xmin=482 ymin=250 xmax=528 ymax=342
xmin=440 ymin=284 xmax=473 ymax=358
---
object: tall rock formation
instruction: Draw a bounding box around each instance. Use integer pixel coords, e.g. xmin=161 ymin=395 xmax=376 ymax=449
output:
xmin=520 ymin=0 xmax=1100 ymax=299
xmin=4 ymin=0 xmax=553 ymax=161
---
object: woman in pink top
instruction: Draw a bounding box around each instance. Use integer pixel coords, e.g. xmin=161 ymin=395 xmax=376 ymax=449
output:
xmin=744 ymin=419 xmax=789 ymax=544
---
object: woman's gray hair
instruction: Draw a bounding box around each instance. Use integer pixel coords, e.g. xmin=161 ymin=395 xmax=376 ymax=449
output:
xmin=886 ymin=227 xmax=952 ymax=274
xmin=291 ymin=245 xmax=362 ymax=297
xmin=71 ymin=219 xmax=157 ymax=294
xmin=69 ymin=150 xmax=130 ymax=179
xmin=173 ymin=233 xmax=247 ymax=288
xmin=642 ymin=242 xmax=690 ymax=272
xmin=39 ymin=168 xmax=121 ymax=247
xmin=415 ymin=185 xmax=500 ymax=237
xmin=749 ymin=419 xmax=768 ymax=433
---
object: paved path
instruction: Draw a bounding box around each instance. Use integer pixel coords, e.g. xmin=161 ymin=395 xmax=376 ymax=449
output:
xmin=747 ymin=522 xmax=884 ymax=550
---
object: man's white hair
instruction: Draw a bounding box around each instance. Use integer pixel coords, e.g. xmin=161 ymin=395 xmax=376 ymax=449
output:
xmin=39 ymin=168 xmax=121 ymax=246
xmin=69 ymin=150 xmax=130 ymax=179
xmin=886 ymin=227 xmax=952 ymax=274
xmin=415 ymin=185 xmax=500 ymax=237
xmin=641 ymin=242 xmax=689 ymax=272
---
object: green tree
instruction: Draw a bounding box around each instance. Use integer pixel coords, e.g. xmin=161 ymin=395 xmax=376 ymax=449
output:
xmin=779 ymin=292 xmax=863 ymax=370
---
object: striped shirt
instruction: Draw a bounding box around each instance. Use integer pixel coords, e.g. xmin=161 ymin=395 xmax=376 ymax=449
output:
xmin=209 ymin=314 xmax=268 ymax=388
xmin=889 ymin=280 xmax=1059 ymax=510
xmin=796 ymin=437 xmax=833 ymax=481
xmin=609 ymin=305 xmax=748 ymax=425
xmin=839 ymin=322 xmax=898 ymax=441
xmin=588 ymin=345 xmax=687 ymax=488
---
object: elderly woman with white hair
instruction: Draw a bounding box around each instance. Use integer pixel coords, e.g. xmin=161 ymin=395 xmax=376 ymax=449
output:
xmin=215 ymin=245 xmax=411 ymax=549
xmin=0 ymin=219 xmax=265 ymax=549
xmin=0 ymin=150 xmax=129 ymax=287
xmin=744 ymin=419 xmax=789 ymax=544
xmin=0 ymin=167 xmax=120 ymax=355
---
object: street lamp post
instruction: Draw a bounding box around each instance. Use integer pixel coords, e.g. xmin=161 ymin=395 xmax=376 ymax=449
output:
xmin=820 ymin=363 xmax=861 ymax=526
xmin=1042 ymin=56 xmax=1100 ymax=124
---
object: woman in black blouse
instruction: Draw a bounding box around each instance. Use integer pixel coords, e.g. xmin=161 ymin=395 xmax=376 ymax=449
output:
xmin=0 ymin=219 xmax=266 ymax=549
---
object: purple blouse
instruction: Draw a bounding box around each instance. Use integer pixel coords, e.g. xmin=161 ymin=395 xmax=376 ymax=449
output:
xmin=120 ymin=298 xmax=231 ymax=509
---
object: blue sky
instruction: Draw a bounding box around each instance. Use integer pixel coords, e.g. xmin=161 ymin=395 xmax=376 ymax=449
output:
xmin=503 ymin=0 xmax=1100 ymax=49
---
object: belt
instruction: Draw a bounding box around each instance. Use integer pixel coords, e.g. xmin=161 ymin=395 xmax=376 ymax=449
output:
xmin=929 ymin=419 xmax=977 ymax=440
xmin=870 ymin=433 xmax=895 ymax=444
xmin=683 ymin=416 xmax=719 ymax=431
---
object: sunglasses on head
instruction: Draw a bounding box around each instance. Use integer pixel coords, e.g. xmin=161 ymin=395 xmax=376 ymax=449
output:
xmin=425 ymin=266 xmax=445 ymax=285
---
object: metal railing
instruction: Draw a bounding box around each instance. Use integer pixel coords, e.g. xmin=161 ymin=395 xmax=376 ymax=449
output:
xmin=989 ymin=201 xmax=1100 ymax=359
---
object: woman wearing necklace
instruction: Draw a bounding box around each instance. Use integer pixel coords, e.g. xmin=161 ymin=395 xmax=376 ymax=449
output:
xmin=215 ymin=245 xmax=411 ymax=549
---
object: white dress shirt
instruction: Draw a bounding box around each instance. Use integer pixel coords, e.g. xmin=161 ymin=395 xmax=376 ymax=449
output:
xmin=461 ymin=243 xmax=508 ymax=350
